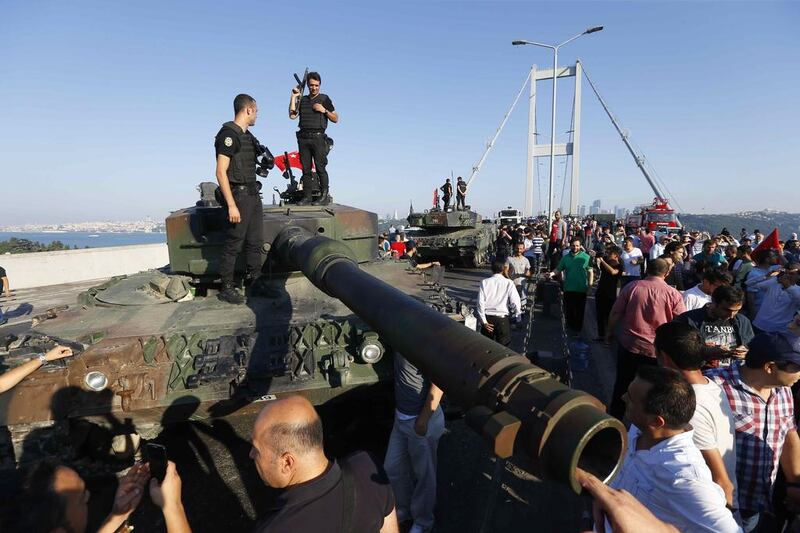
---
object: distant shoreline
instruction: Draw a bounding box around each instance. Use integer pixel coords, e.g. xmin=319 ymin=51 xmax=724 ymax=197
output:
xmin=0 ymin=231 xmax=166 ymax=250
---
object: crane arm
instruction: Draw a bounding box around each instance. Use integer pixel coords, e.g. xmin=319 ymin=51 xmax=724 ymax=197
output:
xmin=579 ymin=60 xmax=666 ymax=201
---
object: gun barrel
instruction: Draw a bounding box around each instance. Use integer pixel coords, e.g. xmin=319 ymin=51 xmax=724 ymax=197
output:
xmin=275 ymin=227 xmax=625 ymax=493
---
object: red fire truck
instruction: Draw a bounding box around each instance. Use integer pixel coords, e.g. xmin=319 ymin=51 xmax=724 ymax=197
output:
xmin=625 ymin=198 xmax=682 ymax=235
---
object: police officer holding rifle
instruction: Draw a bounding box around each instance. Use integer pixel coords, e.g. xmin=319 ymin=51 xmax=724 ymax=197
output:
xmin=289 ymin=70 xmax=338 ymax=205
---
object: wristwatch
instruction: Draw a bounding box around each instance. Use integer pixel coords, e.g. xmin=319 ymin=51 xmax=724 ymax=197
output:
xmin=38 ymin=353 xmax=47 ymax=365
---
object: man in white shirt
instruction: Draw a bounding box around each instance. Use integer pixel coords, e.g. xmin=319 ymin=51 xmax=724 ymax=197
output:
xmin=620 ymin=237 xmax=644 ymax=289
xmin=649 ymin=234 xmax=670 ymax=260
xmin=655 ymin=322 xmax=738 ymax=510
xmin=747 ymin=264 xmax=800 ymax=333
xmin=476 ymin=258 xmax=521 ymax=347
xmin=683 ymin=267 xmax=733 ymax=311
xmin=609 ymin=365 xmax=741 ymax=533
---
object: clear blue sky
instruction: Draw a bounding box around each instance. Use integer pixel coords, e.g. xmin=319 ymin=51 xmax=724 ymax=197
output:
xmin=1 ymin=1 xmax=798 ymax=225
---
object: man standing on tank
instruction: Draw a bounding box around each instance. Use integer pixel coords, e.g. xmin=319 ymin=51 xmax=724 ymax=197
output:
xmin=440 ymin=178 xmax=453 ymax=211
xmin=455 ymin=176 xmax=467 ymax=210
xmin=215 ymin=93 xmax=264 ymax=305
xmin=289 ymin=72 xmax=338 ymax=205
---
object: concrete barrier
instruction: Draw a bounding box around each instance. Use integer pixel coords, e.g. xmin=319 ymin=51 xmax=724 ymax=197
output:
xmin=0 ymin=244 xmax=169 ymax=289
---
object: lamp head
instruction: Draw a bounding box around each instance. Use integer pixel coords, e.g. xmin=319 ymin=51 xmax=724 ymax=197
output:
xmin=585 ymin=26 xmax=604 ymax=34
xmin=512 ymin=40 xmax=528 ymax=46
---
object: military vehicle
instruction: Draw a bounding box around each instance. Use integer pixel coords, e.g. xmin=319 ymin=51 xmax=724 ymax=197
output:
xmin=0 ymin=180 xmax=624 ymax=493
xmin=406 ymin=207 xmax=498 ymax=267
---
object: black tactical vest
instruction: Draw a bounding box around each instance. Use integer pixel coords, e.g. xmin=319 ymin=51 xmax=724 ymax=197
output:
xmin=220 ymin=121 xmax=258 ymax=184
xmin=298 ymin=95 xmax=328 ymax=132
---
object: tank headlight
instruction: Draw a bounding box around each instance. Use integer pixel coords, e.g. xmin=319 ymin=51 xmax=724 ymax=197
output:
xmin=84 ymin=371 xmax=109 ymax=391
xmin=358 ymin=339 xmax=384 ymax=364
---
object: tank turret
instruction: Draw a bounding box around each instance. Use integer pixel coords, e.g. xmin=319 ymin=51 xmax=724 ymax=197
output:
xmin=406 ymin=207 xmax=497 ymax=267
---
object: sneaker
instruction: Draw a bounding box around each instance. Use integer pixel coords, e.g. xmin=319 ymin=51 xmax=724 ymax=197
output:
xmin=0 ymin=318 xmax=7 ymax=326
xmin=218 ymin=284 xmax=245 ymax=305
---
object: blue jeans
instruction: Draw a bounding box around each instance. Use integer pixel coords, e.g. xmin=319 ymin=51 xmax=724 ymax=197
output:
xmin=383 ymin=407 xmax=445 ymax=532
xmin=741 ymin=511 xmax=760 ymax=532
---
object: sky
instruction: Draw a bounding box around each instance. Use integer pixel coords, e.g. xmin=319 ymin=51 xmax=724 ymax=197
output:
xmin=1 ymin=0 xmax=799 ymax=225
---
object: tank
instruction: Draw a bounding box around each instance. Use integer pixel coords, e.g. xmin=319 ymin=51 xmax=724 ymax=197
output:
xmin=406 ymin=207 xmax=498 ymax=267
xmin=0 ymin=183 xmax=624 ymax=493
xmin=0 ymin=185 xmax=465 ymax=470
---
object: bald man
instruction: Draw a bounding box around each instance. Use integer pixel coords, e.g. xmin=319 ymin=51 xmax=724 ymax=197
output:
xmin=250 ymin=396 xmax=399 ymax=533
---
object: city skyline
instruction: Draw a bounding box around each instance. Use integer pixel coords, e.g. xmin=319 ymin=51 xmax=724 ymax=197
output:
xmin=2 ymin=2 xmax=799 ymax=225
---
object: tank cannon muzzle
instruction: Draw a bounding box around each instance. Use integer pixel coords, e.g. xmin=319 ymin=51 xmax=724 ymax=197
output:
xmin=275 ymin=227 xmax=626 ymax=493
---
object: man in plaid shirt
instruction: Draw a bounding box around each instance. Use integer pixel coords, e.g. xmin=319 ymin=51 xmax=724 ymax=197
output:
xmin=707 ymin=333 xmax=800 ymax=531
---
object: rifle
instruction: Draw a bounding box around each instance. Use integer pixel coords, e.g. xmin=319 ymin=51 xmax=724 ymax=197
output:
xmin=292 ymin=68 xmax=309 ymax=111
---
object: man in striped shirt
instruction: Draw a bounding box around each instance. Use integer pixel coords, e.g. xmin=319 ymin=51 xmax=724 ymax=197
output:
xmin=706 ymin=333 xmax=800 ymax=531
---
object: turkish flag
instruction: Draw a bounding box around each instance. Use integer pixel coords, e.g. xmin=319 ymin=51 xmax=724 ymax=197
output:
xmin=752 ymin=228 xmax=781 ymax=262
xmin=274 ymin=151 xmax=304 ymax=172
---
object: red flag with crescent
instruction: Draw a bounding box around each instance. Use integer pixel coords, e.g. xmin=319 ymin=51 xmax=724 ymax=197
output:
xmin=274 ymin=151 xmax=304 ymax=172
xmin=752 ymin=228 xmax=781 ymax=262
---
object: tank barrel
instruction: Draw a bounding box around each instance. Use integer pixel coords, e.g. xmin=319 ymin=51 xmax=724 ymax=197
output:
xmin=276 ymin=227 xmax=626 ymax=493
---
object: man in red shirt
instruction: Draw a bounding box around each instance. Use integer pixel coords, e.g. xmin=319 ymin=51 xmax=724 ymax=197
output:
xmin=606 ymin=258 xmax=686 ymax=419
xmin=389 ymin=233 xmax=406 ymax=258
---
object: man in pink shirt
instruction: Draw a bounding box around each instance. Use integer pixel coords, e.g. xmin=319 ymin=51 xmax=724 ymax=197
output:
xmin=638 ymin=228 xmax=656 ymax=270
xmin=605 ymin=258 xmax=686 ymax=419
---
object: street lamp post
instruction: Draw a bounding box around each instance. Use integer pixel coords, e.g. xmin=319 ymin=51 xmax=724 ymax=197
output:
xmin=513 ymin=26 xmax=602 ymax=231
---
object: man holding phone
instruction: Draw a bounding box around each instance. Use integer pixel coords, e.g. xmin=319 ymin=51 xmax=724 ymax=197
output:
xmin=12 ymin=459 xmax=190 ymax=533
xmin=674 ymin=285 xmax=754 ymax=368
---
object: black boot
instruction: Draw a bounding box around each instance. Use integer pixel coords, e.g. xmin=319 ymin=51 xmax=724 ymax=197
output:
xmin=319 ymin=190 xmax=331 ymax=205
xmin=218 ymin=281 xmax=245 ymax=304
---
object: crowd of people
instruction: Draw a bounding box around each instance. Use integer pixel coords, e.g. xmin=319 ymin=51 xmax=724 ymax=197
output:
xmin=3 ymin=210 xmax=800 ymax=533
xmin=485 ymin=210 xmax=800 ymax=532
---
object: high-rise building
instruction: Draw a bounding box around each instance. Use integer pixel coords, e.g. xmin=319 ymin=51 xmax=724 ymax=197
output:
xmin=579 ymin=205 xmax=587 ymax=217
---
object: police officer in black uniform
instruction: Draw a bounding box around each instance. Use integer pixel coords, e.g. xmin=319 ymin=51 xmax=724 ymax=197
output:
xmin=289 ymin=72 xmax=338 ymax=205
xmin=214 ymin=94 xmax=265 ymax=304
xmin=440 ymin=178 xmax=453 ymax=211
xmin=456 ymin=176 xmax=467 ymax=210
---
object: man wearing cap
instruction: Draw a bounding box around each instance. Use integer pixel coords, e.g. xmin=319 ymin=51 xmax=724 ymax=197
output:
xmin=706 ymin=333 xmax=800 ymax=531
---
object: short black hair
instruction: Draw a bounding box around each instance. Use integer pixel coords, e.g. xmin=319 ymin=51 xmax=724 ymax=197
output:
xmin=712 ymin=285 xmax=744 ymax=306
xmin=307 ymin=71 xmax=321 ymax=83
xmin=646 ymin=258 xmax=670 ymax=277
xmin=491 ymin=258 xmax=506 ymax=274
xmin=663 ymin=241 xmax=683 ymax=255
xmin=233 ymin=93 xmax=256 ymax=114
xmin=636 ymin=366 xmax=696 ymax=429
xmin=655 ymin=322 xmax=705 ymax=370
xmin=737 ymin=244 xmax=752 ymax=254
xmin=570 ymin=237 xmax=582 ymax=245
xmin=10 ymin=458 xmax=70 ymax=532
xmin=702 ymin=267 xmax=732 ymax=285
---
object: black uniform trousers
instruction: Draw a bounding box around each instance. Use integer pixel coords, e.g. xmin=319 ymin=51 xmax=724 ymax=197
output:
xmin=481 ymin=315 xmax=511 ymax=347
xmin=456 ymin=193 xmax=466 ymax=210
xmin=298 ymin=133 xmax=329 ymax=195
xmin=442 ymin=194 xmax=451 ymax=210
xmin=594 ymin=291 xmax=616 ymax=338
xmin=548 ymin=241 xmax=563 ymax=270
xmin=219 ymin=187 xmax=263 ymax=284
xmin=563 ymin=291 xmax=587 ymax=332
xmin=609 ymin=346 xmax=658 ymax=420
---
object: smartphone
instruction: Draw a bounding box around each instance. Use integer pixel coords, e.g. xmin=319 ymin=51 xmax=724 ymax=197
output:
xmin=146 ymin=443 xmax=167 ymax=483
